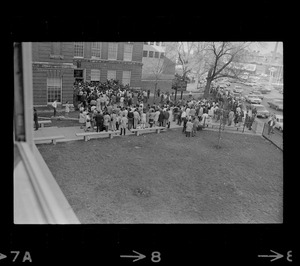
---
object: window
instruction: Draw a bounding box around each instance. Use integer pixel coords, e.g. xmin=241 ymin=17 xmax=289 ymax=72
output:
xmin=143 ymin=50 xmax=148 ymax=57
xmin=108 ymin=43 xmax=118 ymax=60
xmin=155 ymin=52 xmax=159 ymax=58
xmin=123 ymin=43 xmax=133 ymax=61
xmin=47 ymin=77 xmax=62 ymax=103
xmin=144 ymin=42 xmax=149 ymax=44
xmin=74 ymin=42 xmax=84 ymax=57
xmin=91 ymin=42 xmax=101 ymax=58
xmin=149 ymin=51 xmax=154 ymax=58
xmin=160 ymin=52 xmax=165 ymax=58
xmin=91 ymin=69 xmax=100 ymax=81
xmin=122 ymin=71 xmax=131 ymax=86
xmin=150 ymin=42 xmax=154 ymax=45
xmin=107 ymin=70 xmax=116 ymax=80
xmin=155 ymin=42 xmax=160 ymax=46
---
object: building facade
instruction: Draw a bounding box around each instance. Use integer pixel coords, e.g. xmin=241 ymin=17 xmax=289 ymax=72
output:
xmin=32 ymin=42 xmax=143 ymax=106
xmin=141 ymin=42 xmax=176 ymax=94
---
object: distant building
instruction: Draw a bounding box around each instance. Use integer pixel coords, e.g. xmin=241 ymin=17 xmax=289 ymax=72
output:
xmin=141 ymin=42 xmax=176 ymax=93
xmin=32 ymin=42 xmax=143 ymax=106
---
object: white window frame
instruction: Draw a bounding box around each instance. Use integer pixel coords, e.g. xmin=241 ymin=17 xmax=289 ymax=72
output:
xmin=107 ymin=70 xmax=117 ymax=80
xmin=47 ymin=77 xmax=62 ymax=104
xmin=123 ymin=43 xmax=133 ymax=61
xmin=90 ymin=69 xmax=101 ymax=81
xmin=108 ymin=43 xmax=118 ymax=60
xmin=74 ymin=42 xmax=84 ymax=58
xmin=122 ymin=71 xmax=131 ymax=86
xmin=149 ymin=51 xmax=154 ymax=58
xmin=91 ymin=42 xmax=101 ymax=59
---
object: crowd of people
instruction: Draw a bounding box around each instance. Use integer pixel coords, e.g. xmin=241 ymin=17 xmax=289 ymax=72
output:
xmin=69 ymin=79 xmax=260 ymax=136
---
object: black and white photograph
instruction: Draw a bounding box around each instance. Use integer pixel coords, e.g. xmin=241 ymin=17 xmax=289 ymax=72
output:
xmin=14 ymin=41 xmax=283 ymax=224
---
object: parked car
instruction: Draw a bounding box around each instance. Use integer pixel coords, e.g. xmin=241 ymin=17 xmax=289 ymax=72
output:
xmin=244 ymin=82 xmax=256 ymax=87
xmin=249 ymin=90 xmax=264 ymax=100
xmin=233 ymin=86 xmax=243 ymax=93
xmin=274 ymin=114 xmax=283 ymax=131
xmin=245 ymin=95 xmax=262 ymax=104
xmin=267 ymin=99 xmax=283 ymax=111
xmin=258 ymin=85 xmax=273 ymax=94
xmin=251 ymin=104 xmax=270 ymax=118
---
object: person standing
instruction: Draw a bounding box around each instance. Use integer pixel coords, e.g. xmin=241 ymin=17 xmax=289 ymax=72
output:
xmin=192 ymin=116 xmax=200 ymax=136
xmin=120 ymin=114 xmax=128 ymax=135
xmin=228 ymin=109 xmax=235 ymax=126
xmin=185 ymin=106 xmax=191 ymax=118
xmin=140 ymin=111 xmax=146 ymax=129
xmin=267 ymin=115 xmax=276 ymax=134
xmin=154 ymin=108 xmax=160 ymax=126
xmin=133 ymin=108 xmax=140 ymax=129
xmin=147 ymin=89 xmax=150 ymax=100
xmin=103 ymin=112 xmax=110 ymax=132
xmin=180 ymin=108 xmax=187 ymax=126
xmin=52 ymin=99 xmax=57 ymax=117
xmin=202 ymin=112 xmax=209 ymax=127
xmin=182 ymin=116 xmax=188 ymax=133
xmin=185 ymin=119 xmax=193 ymax=137
xmin=33 ymin=108 xmax=39 ymax=131
xmin=158 ymin=109 xmax=164 ymax=127
xmin=167 ymin=108 xmax=172 ymax=128
xmin=96 ymin=96 xmax=101 ymax=112
xmin=64 ymin=101 xmax=70 ymax=118
xmin=163 ymin=109 xmax=170 ymax=127
xmin=110 ymin=111 xmax=117 ymax=131
xmin=84 ymin=112 xmax=92 ymax=132
xmin=79 ymin=110 xmax=85 ymax=129
xmin=127 ymin=108 xmax=134 ymax=130
xmin=149 ymin=109 xmax=155 ymax=128
xmin=95 ymin=111 xmax=104 ymax=132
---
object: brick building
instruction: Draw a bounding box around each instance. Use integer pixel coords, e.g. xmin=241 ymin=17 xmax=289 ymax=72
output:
xmin=141 ymin=42 xmax=176 ymax=94
xmin=32 ymin=42 xmax=143 ymax=106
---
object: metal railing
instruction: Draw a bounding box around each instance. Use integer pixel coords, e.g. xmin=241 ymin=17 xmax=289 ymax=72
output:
xmin=262 ymin=123 xmax=283 ymax=151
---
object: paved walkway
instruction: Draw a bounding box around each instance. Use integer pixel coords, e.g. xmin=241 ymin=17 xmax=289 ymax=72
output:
xmin=33 ymin=118 xmax=261 ymax=144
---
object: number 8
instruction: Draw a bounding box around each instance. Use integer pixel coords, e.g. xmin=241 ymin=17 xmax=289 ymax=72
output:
xmin=151 ymin=251 xmax=161 ymax=263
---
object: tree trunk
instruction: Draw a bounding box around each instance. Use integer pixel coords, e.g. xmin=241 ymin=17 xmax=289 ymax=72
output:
xmin=180 ymin=90 xmax=183 ymax=100
xmin=204 ymin=67 xmax=214 ymax=98
xmin=175 ymin=88 xmax=177 ymax=101
xmin=154 ymin=82 xmax=158 ymax=102
xmin=204 ymin=78 xmax=212 ymax=98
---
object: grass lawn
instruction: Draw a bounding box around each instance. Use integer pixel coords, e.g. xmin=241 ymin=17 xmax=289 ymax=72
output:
xmin=37 ymin=128 xmax=282 ymax=224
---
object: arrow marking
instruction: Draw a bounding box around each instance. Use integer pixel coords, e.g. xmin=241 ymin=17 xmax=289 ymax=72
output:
xmin=0 ymin=253 xmax=7 ymax=261
xmin=258 ymin=250 xmax=284 ymax=262
xmin=120 ymin=250 xmax=146 ymax=262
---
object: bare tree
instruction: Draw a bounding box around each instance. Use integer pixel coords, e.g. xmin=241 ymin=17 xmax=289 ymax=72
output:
xmin=202 ymin=42 xmax=253 ymax=98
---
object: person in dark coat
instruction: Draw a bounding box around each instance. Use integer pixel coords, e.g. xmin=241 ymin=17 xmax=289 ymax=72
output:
xmin=33 ymin=108 xmax=39 ymax=131
xmin=95 ymin=111 xmax=104 ymax=132
xmin=147 ymin=89 xmax=150 ymax=100
xmin=158 ymin=109 xmax=165 ymax=127
xmin=163 ymin=109 xmax=169 ymax=127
